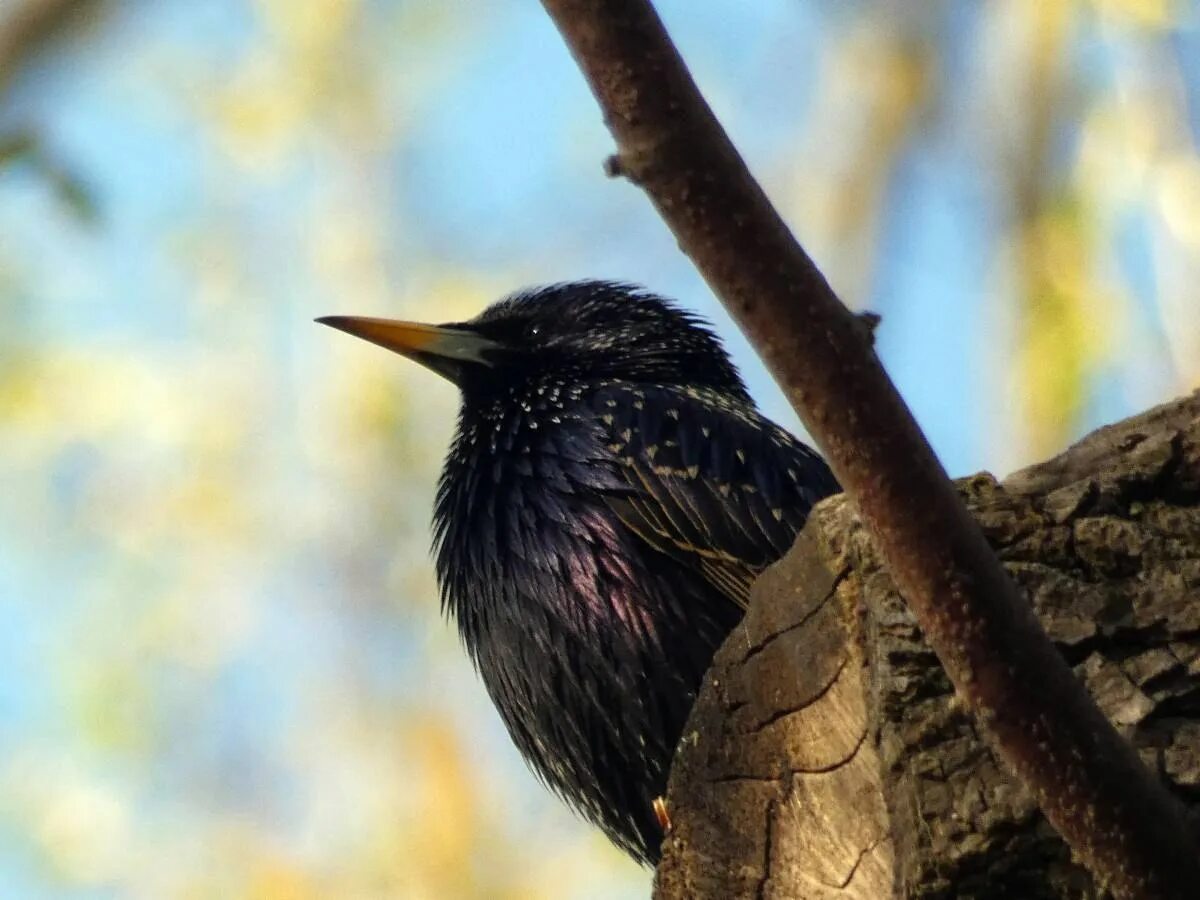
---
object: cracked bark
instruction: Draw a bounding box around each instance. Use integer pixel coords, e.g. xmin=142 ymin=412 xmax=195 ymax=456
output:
xmin=538 ymin=2 xmax=1198 ymax=889
xmin=655 ymin=390 xmax=1200 ymax=899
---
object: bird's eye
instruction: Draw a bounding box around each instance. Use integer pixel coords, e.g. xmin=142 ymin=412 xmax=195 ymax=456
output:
xmin=530 ymin=324 xmax=541 ymax=337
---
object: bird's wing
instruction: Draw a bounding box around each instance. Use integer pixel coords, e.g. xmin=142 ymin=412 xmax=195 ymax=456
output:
xmin=591 ymin=385 xmax=839 ymax=610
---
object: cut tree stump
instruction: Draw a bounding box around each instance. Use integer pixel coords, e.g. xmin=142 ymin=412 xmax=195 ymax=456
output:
xmin=654 ymin=390 xmax=1200 ymax=899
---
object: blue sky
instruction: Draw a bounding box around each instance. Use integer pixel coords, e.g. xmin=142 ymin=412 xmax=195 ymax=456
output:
xmin=1 ymin=1 xmax=1197 ymax=896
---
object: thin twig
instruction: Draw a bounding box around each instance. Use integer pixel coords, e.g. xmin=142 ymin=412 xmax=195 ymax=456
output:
xmin=0 ymin=0 xmax=99 ymax=94
xmin=538 ymin=1 xmax=1199 ymax=895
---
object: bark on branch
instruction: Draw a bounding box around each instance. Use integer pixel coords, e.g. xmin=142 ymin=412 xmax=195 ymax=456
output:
xmin=537 ymin=1 xmax=1200 ymax=894
xmin=656 ymin=390 xmax=1200 ymax=898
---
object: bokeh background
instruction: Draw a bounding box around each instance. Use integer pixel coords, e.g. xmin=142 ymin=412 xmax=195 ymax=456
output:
xmin=1 ymin=1 xmax=1198 ymax=897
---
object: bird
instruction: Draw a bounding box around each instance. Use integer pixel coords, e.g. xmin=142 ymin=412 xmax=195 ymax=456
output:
xmin=317 ymin=281 xmax=839 ymax=865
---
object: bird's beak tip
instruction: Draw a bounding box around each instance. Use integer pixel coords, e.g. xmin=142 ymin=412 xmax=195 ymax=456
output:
xmin=316 ymin=314 xmax=429 ymax=347
xmin=313 ymin=315 xmax=497 ymax=381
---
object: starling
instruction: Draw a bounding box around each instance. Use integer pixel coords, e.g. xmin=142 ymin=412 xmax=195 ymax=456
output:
xmin=318 ymin=281 xmax=839 ymax=864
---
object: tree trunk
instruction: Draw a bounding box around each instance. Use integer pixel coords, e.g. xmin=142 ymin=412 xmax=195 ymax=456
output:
xmin=655 ymin=390 xmax=1200 ymax=899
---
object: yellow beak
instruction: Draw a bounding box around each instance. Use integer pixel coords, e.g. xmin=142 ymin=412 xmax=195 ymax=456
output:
xmin=316 ymin=315 xmax=500 ymax=383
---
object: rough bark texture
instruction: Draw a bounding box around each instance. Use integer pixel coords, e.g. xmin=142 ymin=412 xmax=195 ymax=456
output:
xmin=540 ymin=5 xmax=1200 ymax=888
xmin=655 ymin=390 xmax=1200 ymax=899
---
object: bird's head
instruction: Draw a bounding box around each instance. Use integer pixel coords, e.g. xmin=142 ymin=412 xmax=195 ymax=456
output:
xmin=318 ymin=281 xmax=750 ymax=402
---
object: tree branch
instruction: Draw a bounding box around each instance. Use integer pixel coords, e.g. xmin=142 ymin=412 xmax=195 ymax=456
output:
xmin=537 ymin=1 xmax=1199 ymax=895
xmin=0 ymin=0 xmax=101 ymax=95
xmin=658 ymin=389 xmax=1200 ymax=897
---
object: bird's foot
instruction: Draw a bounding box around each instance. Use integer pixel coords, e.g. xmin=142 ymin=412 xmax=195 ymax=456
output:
xmin=653 ymin=796 xmax=672 ymax=834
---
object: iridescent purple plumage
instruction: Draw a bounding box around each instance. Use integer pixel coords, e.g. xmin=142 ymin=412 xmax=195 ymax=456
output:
xmin=425 ymin=283 xmax=838 ymax=863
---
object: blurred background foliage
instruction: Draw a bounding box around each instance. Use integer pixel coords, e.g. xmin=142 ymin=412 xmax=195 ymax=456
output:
xmin=0 ymin=0 xmax=1197 ymax=897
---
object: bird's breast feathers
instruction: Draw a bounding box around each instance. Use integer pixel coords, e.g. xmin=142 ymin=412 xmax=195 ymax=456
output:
xmin=434 ymin=379 xmax=837 ymax=626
